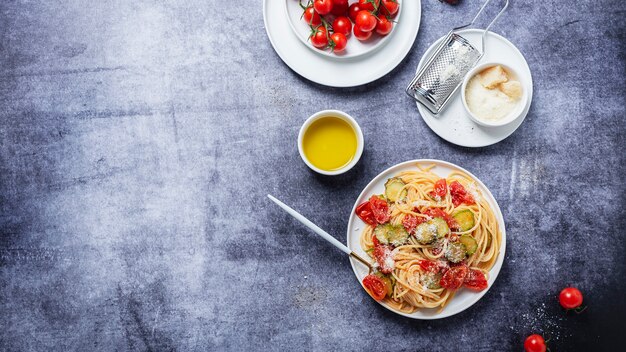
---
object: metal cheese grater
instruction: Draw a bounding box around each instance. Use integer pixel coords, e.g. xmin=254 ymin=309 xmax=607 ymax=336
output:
xmin=406 ymin=0 xmax=509 ymax=115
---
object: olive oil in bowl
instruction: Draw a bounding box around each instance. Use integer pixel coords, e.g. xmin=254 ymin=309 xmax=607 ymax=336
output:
xmin=298 ymin=110 xmax=363 ymax=175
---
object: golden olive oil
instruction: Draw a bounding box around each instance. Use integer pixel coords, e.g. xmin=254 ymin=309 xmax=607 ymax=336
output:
xmin=302 ymin=116 xmax=357 ymax=171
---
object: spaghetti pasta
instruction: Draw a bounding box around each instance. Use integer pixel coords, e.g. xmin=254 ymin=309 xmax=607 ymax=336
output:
xmin=357 ymin=164 xmax=501 ymax=313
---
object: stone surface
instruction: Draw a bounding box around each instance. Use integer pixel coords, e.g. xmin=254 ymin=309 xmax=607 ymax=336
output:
xmin=1 ymin=0 xmax=624 ymax=351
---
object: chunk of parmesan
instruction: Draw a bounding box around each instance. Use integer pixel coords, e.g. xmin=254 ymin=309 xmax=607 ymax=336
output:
xmin=479 ymin=65 xmax=509 ymax=89
xmin=499 ymin=80 xmax=523 ymax=99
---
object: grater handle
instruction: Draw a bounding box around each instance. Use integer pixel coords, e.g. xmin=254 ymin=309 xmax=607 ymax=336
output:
xmin=452 ymin=0 xmax=509 ymax=55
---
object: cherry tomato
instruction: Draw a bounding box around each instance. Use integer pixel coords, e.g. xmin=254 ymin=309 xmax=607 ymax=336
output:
xmin=332 ymin=16 xmax=352 ymax=36
xmin=310 ymin=26 xmax=329 ymax=48
xmin=330 ymin=33 xmax=347 ymax=52
xmin=372 ymin=234 xmax=380 ymax=247
xmin=375 ymin=14 xmax=393 ymax=35
xmin=303 ymin=6 xmax=322 ymax=27
xmin=362 ymin=274 xmax=387 ymax=301
xmin=449 ymin=181 xmax=475 ymax=207
xmin=373 ymin=245 xmax=394 ymax=274
xmin=331 ymin=0 xmax=349 ymax=16
xmin=353 ymin=24 xmax=372 ymax=40
xmin=369 ymin=195 xmax=390 ymax=224
xmin=440 ymin=264 xmax=468 ymax=290
xmin=348 ymin=3 xmax=363 ymax=22
xmin=423 ymin=208 xmax=460 ymax=231
xmin=358 ymin=0 xmax=380 ymax=11
xmin=356 ymin=201 xmax=376 ymax=226
xmin=524 ymin=334 xmax=546 ymax=352
xmin=355 ymin=10 xmax=377 ymax=32
xmin=559 ymin=287 xmax=584 ymax=309
xmin=464 ymin=269 xmax=488 ymax=291
xmin=419 ymin=260 xmax=448 ymax=273
xmin=429 ymin=179 xmax=448 ymax=200
xmin=380 ymin=0 xmax=399 ymax=16
xmin=402 ymin=214 xmax=426 ymax=234
xmin=313 ymin=0 xmax=334 ymax=15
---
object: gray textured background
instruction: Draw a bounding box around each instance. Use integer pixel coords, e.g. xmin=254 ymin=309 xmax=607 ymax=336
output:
xmin=1 ymin=0 xmax=624 ymax=351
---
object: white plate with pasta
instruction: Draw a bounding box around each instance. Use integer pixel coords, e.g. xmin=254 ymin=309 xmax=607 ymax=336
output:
xmin=346 ymin=160 xmax=506 ymax=319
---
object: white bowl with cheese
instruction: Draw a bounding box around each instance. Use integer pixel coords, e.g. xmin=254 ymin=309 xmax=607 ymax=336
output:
xmin=461 ymin=63 xmax=528 ymax=127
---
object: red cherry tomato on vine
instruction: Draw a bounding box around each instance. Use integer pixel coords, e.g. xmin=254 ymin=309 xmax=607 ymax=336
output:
xmin=330 ymin=32 xmax=347 ymax=52
xmin=559 ymin=287 xmax=583 ymax=309
xmin=353 ymin=24 xmax=372 ymax=41
xmin=358 ymin=0 xmax=380 ymax=11
xmin=355 ymin=10 xmax=377 ymax=32
xmin=375 ymin=14 xmax=393 ymax=36
xmin=314 ymin=0 xmax=333 ymax=15
xmin=331 ymin=0 xmax=349 ymax=16
xmin=348 ymin=3 xmax=363 ymax=21
xmin=524 ymin=334 xmax=546 ymax=352
xmin=380 ymin=0 xmax=399 ymax=16
xmin=310 ymin=26 xmax=329 ymax=48
xmin=332 ymin=16 xmax=352 ymax=36
xmin=303 ymin=6 xmax=322 ymax=27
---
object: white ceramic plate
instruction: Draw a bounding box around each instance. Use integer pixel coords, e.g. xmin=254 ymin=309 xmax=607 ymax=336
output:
xmin=284 ymin=0 xmax=403 ymax=59
xmin=415 ymin=29 xmax=533 ymax=147
xmin=264 ymin=0 xmax=421 ymax=87
xmin=346 ymin=159 xmax=506 ymax=319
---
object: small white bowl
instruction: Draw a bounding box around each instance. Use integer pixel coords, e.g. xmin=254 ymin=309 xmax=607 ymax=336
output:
xmin=461 ymin=62 xmax=528 ymax=128
xmin=298 ymin=110 xmax=364 ymax=176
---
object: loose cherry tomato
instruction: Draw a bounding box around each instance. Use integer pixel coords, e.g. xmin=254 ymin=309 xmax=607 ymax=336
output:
xmin=355 ymin=10 xmax=377 ymax=32
xmin=373 ymin=245 xmax=394 ymax=274
xmin=464 ymin=269 xmax=488 ymax=291
xmin=402 ymin=214 xmax=426 ymax=234
xmin=313 ymin=0 xmax=334 ymax=15
xmin=375 ymin=14 xmax=393 ymax=35
xmin=332 ymin=16 xmax=352 ymax=36
xmin=423 ymin=208 xmax=460 ymax=231
xmin=358 ymin=0 xmax=380 ymax=11
xmin=429 ymin=179 xmax=448 ymax=200
xmin=348 ymin=3 xmax=363 ymax=21
xmin=369 ymin=195 xmax=390 ymax=224
xmin=380 ymin=0 xmax=399 ymax=16
xmin=449 ymin=181 xmax=475 ymax=207
xmin=303 ymin=6 xmax=322 ymax=27
xmin=559 ymin=287 xmax=584 ymax=309
xmin=310 ymin=26 xmax=329 ymax=48
xmin=362 ymin=274 xmax=387 ymax=301
xmin=331 ymin=0 xmax=349 ymax=16
xmin=440 ymin=264 xmax=468 ymax=290
xmin=353 ymin=24 xmax=372 ymax=40
xmin=356 ymin=201 xmax=376 ymax=226
xmin=330 ymin=33 xmax=347 ymax=52
xmin=524 ymin=334 xmax=547 ymax=352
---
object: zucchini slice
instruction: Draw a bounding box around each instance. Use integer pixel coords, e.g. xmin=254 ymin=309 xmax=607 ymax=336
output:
xmin=413 ymin=222 xmax=439 ymax=245
xmin=453 ymin=210 xmax=475 ymax=232
xmin=374 ymin=224 xmax=393 ymax=245
xmin=384 ymin=177 xmax=407 ymax=203
xmin=375 ymin=223 xmax=409 ymax=246
xmin=445 ymin=242 xmax=467 ymax=263
xmin=459 ymin=235 xmax=478 ymax=255
xmin=420 ymin=272 xmax=442 ymax=290
xmin=431 ymin=217 xmax=450 ymax=237
xmin=388 ymin=226 xmax=410 ymax=246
